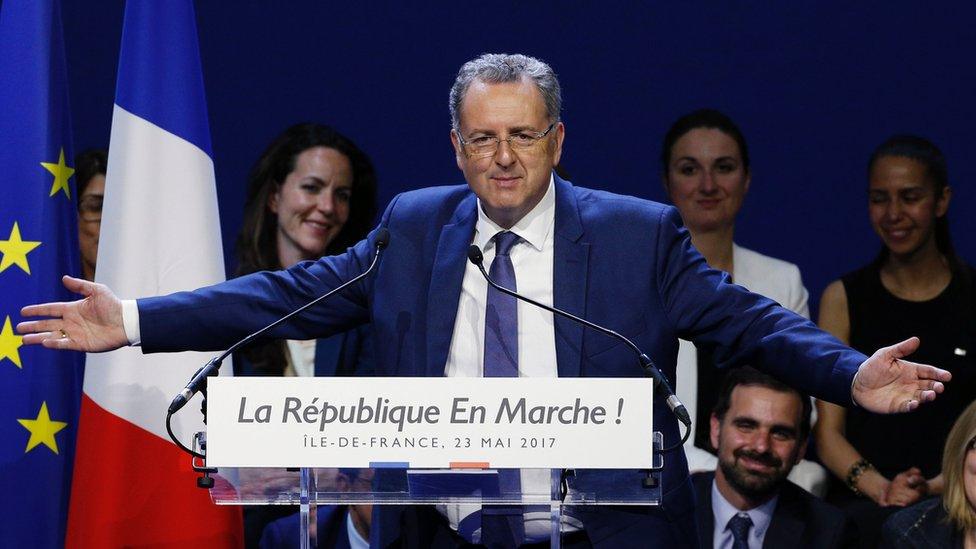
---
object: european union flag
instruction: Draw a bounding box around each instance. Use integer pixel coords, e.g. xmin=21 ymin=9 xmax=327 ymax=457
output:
xmin=0 ymin=1 xmax=85 ymax=546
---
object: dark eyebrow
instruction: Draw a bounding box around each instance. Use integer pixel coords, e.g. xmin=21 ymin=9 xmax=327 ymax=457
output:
xmin=868 ymin=185 xmax=928 ymax=195
xmin=898 ymin=185 xmax=927 ymax=193
xmin=466 ymin=125 xmax=540 ymax=136
xmin=731 ymin=415 xmax=797 ymax=436
xmin=770 ymin=424 xmax=798 ymax=436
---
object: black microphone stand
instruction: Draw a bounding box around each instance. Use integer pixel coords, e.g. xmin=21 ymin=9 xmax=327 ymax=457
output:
xmin=163 ymin=229 xmax=390 ymax=488
xmin=467 ymin=244 xmax=690 ymax=488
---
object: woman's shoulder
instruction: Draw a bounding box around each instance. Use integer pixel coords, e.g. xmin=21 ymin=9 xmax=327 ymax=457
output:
xmin=732 ymin=244 xmax=801 ymax=277
xmin=732 ymin=244 xmax=809 ymax=314
xmin=881 ymin=497 xmax=957 ymax=548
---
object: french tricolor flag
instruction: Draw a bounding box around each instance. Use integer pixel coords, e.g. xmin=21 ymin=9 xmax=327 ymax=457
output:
xmin=67 ymin=1 xmax=241 ymax=546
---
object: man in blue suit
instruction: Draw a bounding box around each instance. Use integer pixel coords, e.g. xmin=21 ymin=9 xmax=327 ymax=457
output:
xmin=20 ymin=53 xmax=950 ymax=548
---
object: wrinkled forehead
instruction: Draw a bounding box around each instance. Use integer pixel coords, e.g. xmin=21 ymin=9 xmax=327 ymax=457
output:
xmin=457 ymin=77 xmax=548 ymax=129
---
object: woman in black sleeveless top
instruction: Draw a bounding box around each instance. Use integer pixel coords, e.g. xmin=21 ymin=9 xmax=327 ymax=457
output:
xmin=815 ymin=135 xmax=976 ymax=547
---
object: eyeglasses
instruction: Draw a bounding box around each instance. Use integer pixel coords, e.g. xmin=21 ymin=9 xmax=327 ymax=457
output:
xmin=457 ymin=122 xmax=556 ymax=158
xmin=78 ymin=195 xmax=103 ymax=223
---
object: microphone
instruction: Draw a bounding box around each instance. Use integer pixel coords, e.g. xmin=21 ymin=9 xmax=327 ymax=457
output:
xmin=467 ymin=244 xmax=691 ymax=429
xmin=167 ymin=228 xmax=391 ymax=415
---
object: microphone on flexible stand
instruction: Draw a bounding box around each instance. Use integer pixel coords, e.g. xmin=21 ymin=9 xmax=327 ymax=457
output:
xmin=167 ymin=228 xmax=391 ymax=417
xmin=467 ymin=245 xmax=691 ymax=452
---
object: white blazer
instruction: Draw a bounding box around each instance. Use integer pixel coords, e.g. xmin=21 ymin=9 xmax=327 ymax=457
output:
xmin=677 ymin=244 xmax=828 ymax=496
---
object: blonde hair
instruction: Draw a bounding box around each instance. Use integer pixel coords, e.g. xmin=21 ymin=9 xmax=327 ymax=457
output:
xmin=942 ymin=400 xmax=976 ymax=531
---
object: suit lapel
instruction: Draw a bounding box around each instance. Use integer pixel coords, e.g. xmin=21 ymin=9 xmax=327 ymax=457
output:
xmin=693 ymin=472 xmax=716 ymax=548
xmin=552 ymin=177 xmax=587 ymax=378
xmin=762 ymin=486 xmax=801 ymax=549
xmin=313 ymin=334 xmax=343 ymax=377
xmin=425 ymin=194 xmax=478 ymax=377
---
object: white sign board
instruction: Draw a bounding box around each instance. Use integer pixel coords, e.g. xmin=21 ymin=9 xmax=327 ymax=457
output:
xmin=206 ymin=377 xmax=653 ymax=469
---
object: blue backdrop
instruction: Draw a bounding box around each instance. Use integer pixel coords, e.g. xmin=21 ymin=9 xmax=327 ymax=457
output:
xmin=63 ymin=1 xmax=976 ymax=319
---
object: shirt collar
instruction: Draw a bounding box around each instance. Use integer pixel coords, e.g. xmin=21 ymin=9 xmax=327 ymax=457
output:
xmin=346 ymin=511 xmax=369 ymax=549
xmin=711 ymin=476 xmax=779 ymax=541
xmin=474 ymin=173 xmax=555 ymax=253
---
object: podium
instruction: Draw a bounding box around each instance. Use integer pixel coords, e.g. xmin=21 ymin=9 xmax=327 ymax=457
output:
xmin=205 ymin=439 xmax=664 ymax=547
xmin=197 ymin=377 xmax=667 ymax=547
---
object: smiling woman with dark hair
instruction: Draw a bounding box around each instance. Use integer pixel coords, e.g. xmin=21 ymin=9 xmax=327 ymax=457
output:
xmin=233 ymin=123 xmax=378 ymax=547
xmin=816 ymin=135 xmax=976 ymax=548
xmin=660 ymin=108 xmax=827 ymax=495
xmin=234 ymin=122 xmax=377 ymax=378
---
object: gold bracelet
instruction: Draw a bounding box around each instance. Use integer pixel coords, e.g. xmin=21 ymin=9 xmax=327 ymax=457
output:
xmin=845 ymin=458 xmax=873 ymax=496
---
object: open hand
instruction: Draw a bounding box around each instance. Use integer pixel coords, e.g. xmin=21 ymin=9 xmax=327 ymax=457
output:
xmin=17 ymin=275 xmax=128 ymax=352
xmin=852 ymin=337 xmax=951 ymax=413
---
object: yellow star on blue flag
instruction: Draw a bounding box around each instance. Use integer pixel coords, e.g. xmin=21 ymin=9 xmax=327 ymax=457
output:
xmin=40 ymin=147 xmax=74 ymax=199
xmin=0 ymin=315 xmax=23 ymax=368
xmin=0 ymin=222 xmax=42 ymax=275
xmin=17 ymin=401 xmax=68 ymax=454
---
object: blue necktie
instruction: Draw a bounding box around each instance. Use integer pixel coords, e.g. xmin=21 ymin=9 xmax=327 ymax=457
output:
xmin=484 ymin=231 xmax=520 ymax=378
xmin=728 ymin=513 xmax=753 ymax=549
xmin=482 ymin=231 xmax=524 ymax=547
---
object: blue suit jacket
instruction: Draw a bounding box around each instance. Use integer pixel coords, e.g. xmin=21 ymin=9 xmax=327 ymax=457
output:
xmin=140 ymin=176 xmax=865 ymax=547
xmin=233 ymin=326 xmax=374 ymax=378
xmin=259 ymin=505 xmax=351 ymax=549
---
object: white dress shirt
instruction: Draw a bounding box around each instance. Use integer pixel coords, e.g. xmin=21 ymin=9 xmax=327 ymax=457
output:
xmin=347 ymin=510 xmax=369 ymax=549
xmin=444 ymin=175 xmax=558 ymax=380
xmin=440 ymin=176 xmax=581 ymax=541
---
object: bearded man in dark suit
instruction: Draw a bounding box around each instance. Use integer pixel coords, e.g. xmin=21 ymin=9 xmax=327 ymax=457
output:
xmin=692 ymin=366 xmax=857 ymax=548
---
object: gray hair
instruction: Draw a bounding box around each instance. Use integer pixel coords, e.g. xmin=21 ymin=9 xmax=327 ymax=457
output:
xmin=449 ymin=53 xmax=562 ymax=131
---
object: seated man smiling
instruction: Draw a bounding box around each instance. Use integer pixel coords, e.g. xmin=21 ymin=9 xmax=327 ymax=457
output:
xmin=692 ymin=367 xmax=856 ymax=548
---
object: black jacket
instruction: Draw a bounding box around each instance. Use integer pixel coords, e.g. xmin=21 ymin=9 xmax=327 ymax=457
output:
xmin=691 ymin=471 xmax=857 ymax=548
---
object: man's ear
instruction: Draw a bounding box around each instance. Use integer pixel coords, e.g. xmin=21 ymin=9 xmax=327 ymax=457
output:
xmin=710 ymin=413 xmax=721 ymax=451
xmin=450 ymin=129 xmax=464 ymax=171
xmin=551 ymin=121 xmax=565 ymax=167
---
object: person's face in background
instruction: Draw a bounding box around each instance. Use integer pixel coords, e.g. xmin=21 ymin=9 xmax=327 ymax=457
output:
xmin=665 ymin=128 xmax=750 ymax=234
xmin=868 ymin=155 xmax=950 ymax=261
xmin=451 ymin=78 xmax=564 ymax=229
xmin=269 ymin=146 xmax=353 ymax=268
xmin=78 ymin=174 xmax=105 ymax=281
xmin=710 ymin=384 xmax=806 ymax=505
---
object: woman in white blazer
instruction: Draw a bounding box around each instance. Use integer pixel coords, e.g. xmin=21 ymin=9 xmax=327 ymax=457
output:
xmin=661 ymin=109 xmax=827 ymax=496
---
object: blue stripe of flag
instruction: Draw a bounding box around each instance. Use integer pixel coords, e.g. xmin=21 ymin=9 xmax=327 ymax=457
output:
xmin=114 ymin=0 xmax=213 ymax=157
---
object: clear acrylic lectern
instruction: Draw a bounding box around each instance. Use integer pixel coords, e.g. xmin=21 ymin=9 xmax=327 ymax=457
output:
xmin=204 ymin=432 xmax=664 ymax=548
